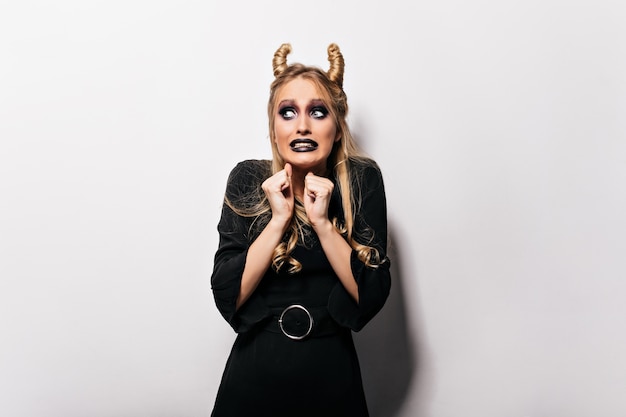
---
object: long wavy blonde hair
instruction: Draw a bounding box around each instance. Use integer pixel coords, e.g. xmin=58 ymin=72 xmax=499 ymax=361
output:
xmin=228 ymin=43 xmax=383 ymax=273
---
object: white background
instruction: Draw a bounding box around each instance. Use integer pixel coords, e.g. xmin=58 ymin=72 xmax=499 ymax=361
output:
xmin=1 ymin=1 xmax=625 ymax=416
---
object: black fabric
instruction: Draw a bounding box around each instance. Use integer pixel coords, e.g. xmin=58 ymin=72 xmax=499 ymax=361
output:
xmin=210 ymin=159 xmax=391 ymax=417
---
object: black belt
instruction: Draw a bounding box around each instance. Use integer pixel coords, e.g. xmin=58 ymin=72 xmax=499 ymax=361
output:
xmin=261 ymin=305 xmax=343 ymax=340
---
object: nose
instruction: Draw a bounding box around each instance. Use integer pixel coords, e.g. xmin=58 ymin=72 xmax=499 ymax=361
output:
xmin=296 ymin=115 xmax=311 ymax=135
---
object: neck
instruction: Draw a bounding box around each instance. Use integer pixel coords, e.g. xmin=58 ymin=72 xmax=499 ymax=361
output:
xmin=290 ymin=170 xmax=306 ymax=200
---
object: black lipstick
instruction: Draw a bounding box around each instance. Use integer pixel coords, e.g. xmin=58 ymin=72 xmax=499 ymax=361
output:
xmin=289 ymin=139 xmax=319 ymax=152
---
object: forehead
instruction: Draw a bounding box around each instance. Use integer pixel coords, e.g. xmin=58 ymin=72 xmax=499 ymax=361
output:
xmin=275 ymin=77 xmax=326 ymax=102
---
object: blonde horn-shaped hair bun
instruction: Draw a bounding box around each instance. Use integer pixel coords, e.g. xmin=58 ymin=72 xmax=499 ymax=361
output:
xmin=272 ymin=43 xmax=292 ymax=77
xmin=326 ymin=43 xmax=344 ymax=87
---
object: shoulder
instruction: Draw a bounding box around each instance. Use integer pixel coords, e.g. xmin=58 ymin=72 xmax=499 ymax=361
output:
xmin=228 ymin=159 xmax=271 ymax=179
xmin=227 ymin=159 xmax=272 ymax=184
xmin=225 ymin=159 xmax=271 ymax=197
xmin=348 ymin=157 xmax=385 ymax=188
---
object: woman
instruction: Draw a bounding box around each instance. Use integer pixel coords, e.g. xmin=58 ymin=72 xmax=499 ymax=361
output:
xmin=210 ymin=43 xmax=391 ymax=417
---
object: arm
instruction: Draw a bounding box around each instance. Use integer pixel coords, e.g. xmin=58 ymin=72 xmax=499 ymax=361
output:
xmin=211 ymin=161 xmax=276 ymax=331
xmin=304 ymin=171 xmax=359 ymax=302
xmin=211 ymin=161 xmax=295 ymax=332
xmin=312 ymin=221 xmax=359 ymax=302
xmin=235 ymin=163 xmax=293 ymax=309
xmin=326 ymin=162 xmax=392 ymax=331
xmin=236 ymin=218 xmax=287 ymax=309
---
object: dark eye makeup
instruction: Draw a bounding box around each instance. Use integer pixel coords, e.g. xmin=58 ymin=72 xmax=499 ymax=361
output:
xmin=310 ymin=106 xmax=329 ymax=119
xmin=278 ymin=106 xmax=297 ymax=120
xmin=277 ymin=102 xmax=329 ymax=120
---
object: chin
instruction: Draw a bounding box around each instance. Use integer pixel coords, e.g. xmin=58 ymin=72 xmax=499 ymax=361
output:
xmin=291 ymin=159 xmax=327 ymax=173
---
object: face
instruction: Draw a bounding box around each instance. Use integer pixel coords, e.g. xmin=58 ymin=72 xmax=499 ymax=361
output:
xmin=273 ymin=77 xmax=339 ymax=175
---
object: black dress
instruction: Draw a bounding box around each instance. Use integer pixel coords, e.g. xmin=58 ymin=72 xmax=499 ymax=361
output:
xmin=210 ymin=159 xmax=391 ymax=417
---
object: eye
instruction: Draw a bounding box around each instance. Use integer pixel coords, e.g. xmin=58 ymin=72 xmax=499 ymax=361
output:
xmin=279 ymin=106 xmax=297 ymax=120
xmin=310 ymin=106 xmax=329 ymax=119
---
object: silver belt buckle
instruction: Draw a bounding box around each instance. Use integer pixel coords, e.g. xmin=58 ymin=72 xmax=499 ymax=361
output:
xmin=278 ymin=304 xmax=314 ymax=340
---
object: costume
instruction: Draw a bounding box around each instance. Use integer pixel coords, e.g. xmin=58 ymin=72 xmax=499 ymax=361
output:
xmin=210 ymin=159 xmax=391 ymax=417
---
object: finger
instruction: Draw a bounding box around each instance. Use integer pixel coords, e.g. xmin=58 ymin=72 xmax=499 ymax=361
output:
xmin=305 ymin=174 xmax=332 ymax=195
xmin=304 ymin=185 xmax=320 ymax=203
xmin=282 ymin=164 xmax=293 ymax=191
xmin=303 ymin=173 xmax=315 ymax=197
xmin=280 ymin=176 xmax=290 ymax=191
xmin=304 ymin=172 xmax=317 ymax=190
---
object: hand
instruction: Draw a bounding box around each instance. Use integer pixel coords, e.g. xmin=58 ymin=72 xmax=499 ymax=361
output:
xmin=303 ymin=172 xmax=334 ymax=228
xmin=261 ymin=163 xmax=294 ymax=229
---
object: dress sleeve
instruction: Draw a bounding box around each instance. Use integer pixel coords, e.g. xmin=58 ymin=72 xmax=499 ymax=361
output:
xmin=210 ymin=161 xmax=271 ymax=333
xmin=328 ymin=162 xmax=392 ymax=332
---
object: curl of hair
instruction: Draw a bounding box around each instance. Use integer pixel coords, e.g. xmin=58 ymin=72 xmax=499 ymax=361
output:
xmin=326 ymin=43 xmax=344 ymax=87
xmin=271 ymin=209 xmax=305 ymax=274
xmin=272 ymin=43 xmax=292 ymax=77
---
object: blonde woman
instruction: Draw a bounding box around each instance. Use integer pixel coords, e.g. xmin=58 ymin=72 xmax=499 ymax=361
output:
xmin=211 ymin=43 xmax=391 ymax=417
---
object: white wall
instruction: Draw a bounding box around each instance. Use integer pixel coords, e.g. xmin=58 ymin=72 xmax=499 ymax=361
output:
xmin=1 ymin=1 xmax=625 ymax=416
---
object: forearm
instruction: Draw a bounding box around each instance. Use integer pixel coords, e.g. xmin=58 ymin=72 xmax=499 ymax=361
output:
xmin=313 ymin=221 xmax=359 ymax=303
xmin=236 ymin=219 xmax=286 ymax=310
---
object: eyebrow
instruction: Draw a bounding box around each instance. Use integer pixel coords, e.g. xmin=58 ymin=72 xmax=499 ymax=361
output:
xmin=277 ymin=99 xmax=326 ymax=108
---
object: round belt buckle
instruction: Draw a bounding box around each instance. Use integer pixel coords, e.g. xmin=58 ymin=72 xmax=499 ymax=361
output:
xmin=278 ymin=304 xmax=314 ymax=340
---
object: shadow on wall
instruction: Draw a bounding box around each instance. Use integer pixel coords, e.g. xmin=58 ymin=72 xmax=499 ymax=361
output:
xmin=354 ymin=221 xmax=418 ymax=417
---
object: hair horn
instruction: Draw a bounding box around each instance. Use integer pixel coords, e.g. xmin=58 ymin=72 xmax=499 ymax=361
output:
xmin=272 ymin=43 xmax=292 ymax=77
